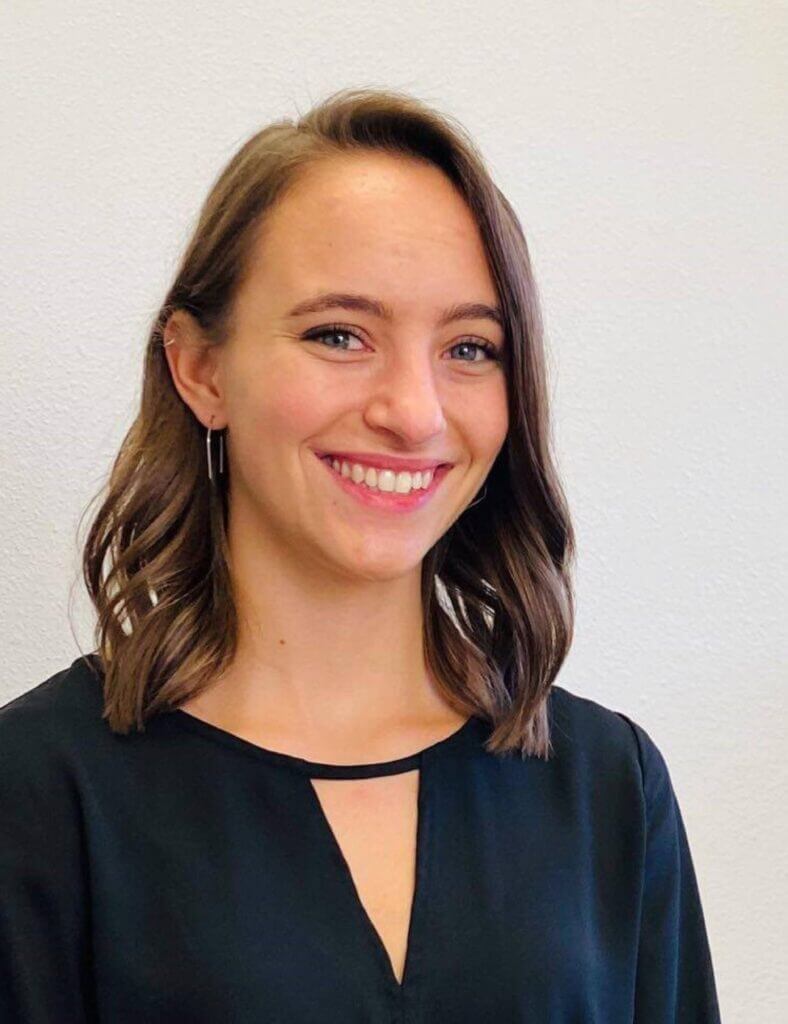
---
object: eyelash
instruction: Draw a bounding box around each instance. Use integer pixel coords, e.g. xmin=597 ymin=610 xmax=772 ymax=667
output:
xmin=300 ymin=323 xmax=502 ymax=363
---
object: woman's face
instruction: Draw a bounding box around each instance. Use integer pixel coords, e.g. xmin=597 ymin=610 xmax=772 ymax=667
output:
xmin=210 ymin=152 xmax=509 ymax=580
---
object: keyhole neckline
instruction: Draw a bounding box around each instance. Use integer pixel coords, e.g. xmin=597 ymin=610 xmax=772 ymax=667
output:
xmin=167 ymin=708 xmax=479 ymax=778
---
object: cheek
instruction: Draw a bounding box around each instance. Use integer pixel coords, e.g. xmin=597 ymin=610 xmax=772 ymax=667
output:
xmin=451 ymin=378 xmax=509 ymax=458
xmin=230 ymin=355 xmax=342 ymax=447
xmin=264 ymin=380 xmax=345 ymax=442
xmin=494 ymin=395 xmax=510 ymax=450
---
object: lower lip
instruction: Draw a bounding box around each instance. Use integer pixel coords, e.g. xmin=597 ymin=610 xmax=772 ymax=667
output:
xmin=315 ymin=453 xmax=452 ymax=513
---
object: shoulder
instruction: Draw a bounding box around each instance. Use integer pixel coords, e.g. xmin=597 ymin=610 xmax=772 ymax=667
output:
xmin=547 ymin=683 xmax=672 ymax=798
xmin=0 ymin=653 xmax=107 ymax=782
xmin=0 ymin=652 xmax=105 ymax=733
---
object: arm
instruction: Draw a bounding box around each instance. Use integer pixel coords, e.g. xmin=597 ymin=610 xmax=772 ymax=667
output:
xmin=622 ymin=714 xmax=722 ymax=1023
xmin=0 ymin=706 xmax=96 ymax=1022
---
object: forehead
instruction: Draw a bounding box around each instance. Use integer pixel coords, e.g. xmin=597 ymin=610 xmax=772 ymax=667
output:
xmin=245 ymin=153 xmax=497 ymax=309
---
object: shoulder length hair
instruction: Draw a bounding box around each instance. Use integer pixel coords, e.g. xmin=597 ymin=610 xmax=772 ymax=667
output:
xmin=78 ymin=86 xmax=576 ymax=760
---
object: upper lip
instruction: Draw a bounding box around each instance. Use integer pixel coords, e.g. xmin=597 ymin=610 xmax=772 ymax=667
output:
xmin=315 ymin=450 xmax=453 ymax=472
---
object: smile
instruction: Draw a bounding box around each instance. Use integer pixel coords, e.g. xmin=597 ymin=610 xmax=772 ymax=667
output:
xmin=316 ymin=453 xmax=451 ymax=512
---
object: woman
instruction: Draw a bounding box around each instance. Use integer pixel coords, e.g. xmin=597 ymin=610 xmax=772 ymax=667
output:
xmin=0 ymin=88 xmax=721 ymax=1022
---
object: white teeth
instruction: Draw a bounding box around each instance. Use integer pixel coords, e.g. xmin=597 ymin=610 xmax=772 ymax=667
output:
xmin=327 ymin=457 xmax=435 ymax=495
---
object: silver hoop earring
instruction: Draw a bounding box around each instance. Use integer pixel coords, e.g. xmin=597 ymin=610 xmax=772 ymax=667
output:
xmin=206 ymin=421 xmax=225 ymax=482
xmin=466 ymin=483 xmax=487 ymax=510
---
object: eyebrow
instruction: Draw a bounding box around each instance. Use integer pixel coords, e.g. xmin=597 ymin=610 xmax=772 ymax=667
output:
xmin=286 ymin=291 xmax=503 ymax=328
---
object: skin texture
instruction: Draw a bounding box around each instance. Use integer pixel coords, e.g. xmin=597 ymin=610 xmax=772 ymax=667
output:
xmin=164 ymin=152 xmax=509 ymax=760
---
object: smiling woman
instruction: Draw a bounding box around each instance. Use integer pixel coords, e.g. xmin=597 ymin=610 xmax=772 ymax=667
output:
xmin=0 ymin=87 xmax=721 ymax=1022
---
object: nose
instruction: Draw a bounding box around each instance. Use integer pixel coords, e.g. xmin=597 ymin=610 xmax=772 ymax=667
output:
xmin=362 ymin=351 xmax=447 ymax=447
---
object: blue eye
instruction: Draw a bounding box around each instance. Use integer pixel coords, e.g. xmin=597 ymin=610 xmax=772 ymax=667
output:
xmin=449 ymin=339 xmax=501 ymax=363
xmin=301 ymin=324 xmax=501 ymax=362
xmin=301 ymin=326 xmax=365 ymax=351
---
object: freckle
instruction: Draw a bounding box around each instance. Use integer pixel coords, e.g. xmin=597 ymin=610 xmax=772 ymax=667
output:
xmin=279 ymin=638 xmax=286 ymax=645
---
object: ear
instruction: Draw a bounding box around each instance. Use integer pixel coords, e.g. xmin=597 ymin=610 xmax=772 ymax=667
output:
xmin=162 ymin=310 xmax=227 ymax=430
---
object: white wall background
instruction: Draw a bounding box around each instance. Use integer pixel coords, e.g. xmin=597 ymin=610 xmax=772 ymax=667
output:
xmin=1 ymin=2 xmax=785 ymax=1019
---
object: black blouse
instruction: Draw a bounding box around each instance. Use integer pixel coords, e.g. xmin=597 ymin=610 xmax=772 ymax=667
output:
xmin=0 ymin=655 xmax=721 ymax=1022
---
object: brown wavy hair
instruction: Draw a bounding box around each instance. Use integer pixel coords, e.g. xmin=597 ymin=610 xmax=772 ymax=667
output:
xmin=77 ymin=86 xmax=576 ymax=760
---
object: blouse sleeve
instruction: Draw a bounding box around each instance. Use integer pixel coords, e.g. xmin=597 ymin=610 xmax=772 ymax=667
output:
xmin=0 ymin=702 xmax=95 ymax=1022
xmin=622 ymin=714 xmax=722 ymax=1023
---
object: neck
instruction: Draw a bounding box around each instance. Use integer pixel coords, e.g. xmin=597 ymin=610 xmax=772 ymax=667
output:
xmin=194 ymin=505 xmax=457 ymax=745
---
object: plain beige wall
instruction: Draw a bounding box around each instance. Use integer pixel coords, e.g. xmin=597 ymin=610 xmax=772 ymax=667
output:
xmin=1 ymin=2 xmax=786 ymax=1020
